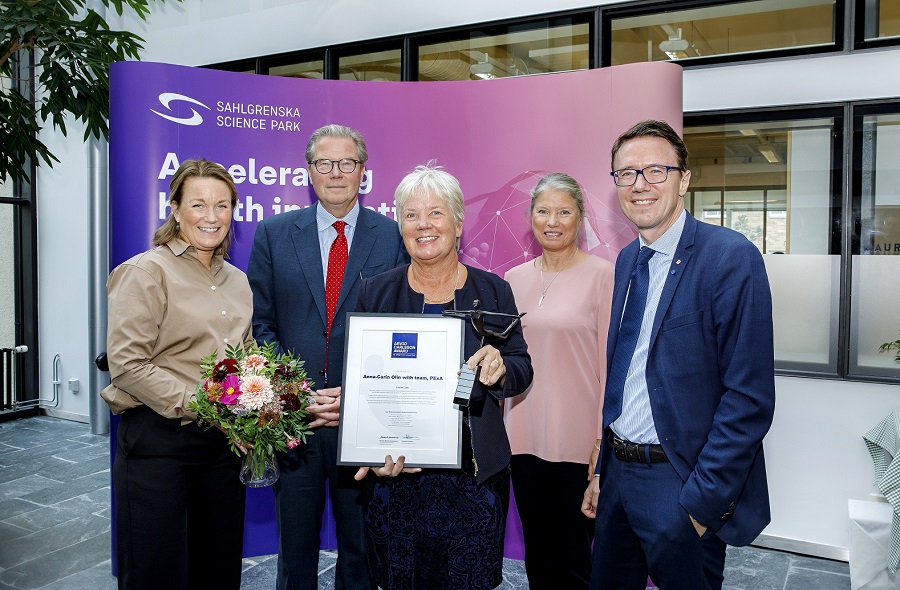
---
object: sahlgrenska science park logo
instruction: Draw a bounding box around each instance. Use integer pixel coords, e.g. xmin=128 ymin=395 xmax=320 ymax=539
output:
xmin=150 ymin=91 xmax=303 ymax=133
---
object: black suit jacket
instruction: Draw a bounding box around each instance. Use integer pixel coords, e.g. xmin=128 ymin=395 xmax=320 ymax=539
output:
xmin=356 ymin=264 xmax=533 ymax=483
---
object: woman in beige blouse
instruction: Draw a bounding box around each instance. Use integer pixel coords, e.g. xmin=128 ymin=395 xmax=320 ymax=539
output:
xmin=102 ymin=159 xmax=252 ymax=590
xmin=504 ymin=173 xmax=614 ymax=590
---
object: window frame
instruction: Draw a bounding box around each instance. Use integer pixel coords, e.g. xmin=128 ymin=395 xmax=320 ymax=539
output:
xmin=846 ymin=99 xmax=900 ymax=382
xmin=332 ymin=37 xmax=405 ymax=82
xmin=684 ymin=105 xmax=846 ymax=378
xmin=601 ymin=0 xmax=845 ymax=68
xmin=407 ymin=8 xmax=597 ymax=81
xmin=853 ymin=0 xmax=900 ymax=50
xmin=0 ymin=49 xmax=39 ymax=416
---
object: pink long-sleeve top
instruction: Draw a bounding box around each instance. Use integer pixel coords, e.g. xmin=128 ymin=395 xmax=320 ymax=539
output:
xmin=503 ymin=254 xmax=614 ymax=464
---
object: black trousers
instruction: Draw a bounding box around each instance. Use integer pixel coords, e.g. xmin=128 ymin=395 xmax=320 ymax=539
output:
xmin=273 ymin=426 xmax=373 ymax=590
xmin=113 ymin=406 xmax=245 ymax=590
xmin=511 ymin=454 xmax=594 ymax=590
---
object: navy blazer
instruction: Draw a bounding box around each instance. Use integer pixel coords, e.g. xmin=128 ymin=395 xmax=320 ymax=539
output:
xmin=247 ymin=204 xmax=407 ymax=389
xmin=599 ymin=211 xmax=776 ymax=547
xmin=357 ymin=264 xmax=533 ymax=483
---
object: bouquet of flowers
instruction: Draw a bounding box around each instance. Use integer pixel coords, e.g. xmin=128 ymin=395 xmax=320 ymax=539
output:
xmin=190 ymin=341 xmax=314 ymax=487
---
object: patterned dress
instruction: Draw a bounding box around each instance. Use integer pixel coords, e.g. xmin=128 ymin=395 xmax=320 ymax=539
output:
xmin=364 ymin=302 xmax=510 ymax=590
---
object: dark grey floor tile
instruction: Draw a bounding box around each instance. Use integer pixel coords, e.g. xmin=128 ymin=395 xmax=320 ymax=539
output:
xmin=0 ymin=440 xmax=25 ymax=454
xmin=5 ymin=494 xmax=108 ymax=532
xmin=790 ymin=553 xmax=851 ymax=576
xmin=0 ymin=514 xmax=109 ymax=569
xmin=0 ymin=525 xmax=111 ymax=590
xmin=39 ymin=560 xmax=117 ymax=590
xmin=240 ymin=555 xmax=278 ymax=590
xmin=2 ymin=503 xmax=69 ymax=533
xmin=317 ymin=551 xmax=337 ymax=589
xmin=19 ymin=470 xmax=109 ymax=505
xmin=723 ymin=545 xmax=791 ymax=590
xmin=0 ymin=519 xmax=33 ymax=542
xmin=1 ymin=438 xmax=91 ymax=462
xmin=30 ymin=455 xmax=108 ymax=484
xmin=784 ymin=566 xmax=851 ymax=590
xmin=498 ymin=557 xmax=529 ymax=589
xmin=78 ymin=485 xmax=113 ymax=508
xmin=0 ymin=462 xmax=55 ymax=486
xmin=0 ymin=425 xmax=55 ymax=448
xmin=0 ymin=474 xmax=61 ymax=500
xmin=53 ymin=440 xmax=110 ymax=464
xmin=0 ymin=417 xmax=87 ymax=442
xmin=0 ymin=443 xmax=98 ymax=485
xmin=0 ymin=498 xmax=42 ymax=521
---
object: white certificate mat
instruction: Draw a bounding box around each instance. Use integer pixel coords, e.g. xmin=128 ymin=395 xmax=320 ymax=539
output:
xmin=338 ymin=313 xmax=464 ymax=468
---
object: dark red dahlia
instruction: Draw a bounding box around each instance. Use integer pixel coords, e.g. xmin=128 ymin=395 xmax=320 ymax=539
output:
xmin=213 ymin=358 xmax=239 ymax=382
xmin=281 ymin=393 xmax=302 ymax=412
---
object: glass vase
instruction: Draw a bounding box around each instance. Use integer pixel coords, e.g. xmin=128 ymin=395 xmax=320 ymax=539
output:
xmin=240 ymin=451 xmax=279 ymax=487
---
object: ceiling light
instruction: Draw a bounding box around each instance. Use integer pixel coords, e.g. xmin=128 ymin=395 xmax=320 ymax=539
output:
xmin=757 ymin=143 xmax=781 ymax=163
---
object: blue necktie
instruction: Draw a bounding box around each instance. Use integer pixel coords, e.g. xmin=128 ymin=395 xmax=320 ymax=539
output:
xmin=606 ymin=246 xmax=655 ymax=421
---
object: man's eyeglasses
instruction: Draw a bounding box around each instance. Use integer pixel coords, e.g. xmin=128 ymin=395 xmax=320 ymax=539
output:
xmin=309 ymin=158 xmax=361 ymax=175
xmin=610 ymin=165 xmax=683 ymax=187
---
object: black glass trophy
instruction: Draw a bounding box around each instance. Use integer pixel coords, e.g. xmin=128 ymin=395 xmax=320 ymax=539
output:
xmin=442 ymin=300 xmax=525 ymax=407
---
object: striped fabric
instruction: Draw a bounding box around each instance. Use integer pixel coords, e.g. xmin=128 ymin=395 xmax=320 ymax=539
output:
xmin=863 ymin=411 xmax=900 ymax=573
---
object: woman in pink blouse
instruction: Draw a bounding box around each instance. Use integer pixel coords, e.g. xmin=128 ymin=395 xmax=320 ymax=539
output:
xmin=504 ymin=172 xmax=614 ymax=590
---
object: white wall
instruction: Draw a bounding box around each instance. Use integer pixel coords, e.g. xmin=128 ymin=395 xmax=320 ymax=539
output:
xmin=35 ymin=0 xmax=900 ymax=557
xmin=37 ymin=122 xmax=92 ymax=420
xmin=765 ymin=377 xmax=898 ymax=556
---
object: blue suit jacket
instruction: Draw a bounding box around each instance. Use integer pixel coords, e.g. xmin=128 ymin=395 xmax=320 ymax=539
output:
xmin=599 ymin=211 xmax=776 ymax=546
xmin=247 ymin=204 xmax=407 ymax=389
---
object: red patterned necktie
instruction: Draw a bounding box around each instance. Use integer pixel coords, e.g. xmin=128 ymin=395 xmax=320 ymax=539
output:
xmin=325 ymin=221 xmax=348 ymax=334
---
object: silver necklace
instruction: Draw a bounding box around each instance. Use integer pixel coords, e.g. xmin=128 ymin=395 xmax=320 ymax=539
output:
xmin=412 ymin=263 xmax=460 ymax=304
xmin=538 ymin=249 xmax=578 ymax=307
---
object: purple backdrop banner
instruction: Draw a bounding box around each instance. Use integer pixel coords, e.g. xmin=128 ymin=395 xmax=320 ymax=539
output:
xmin=108 ymin=60 xmax=683 ymax=560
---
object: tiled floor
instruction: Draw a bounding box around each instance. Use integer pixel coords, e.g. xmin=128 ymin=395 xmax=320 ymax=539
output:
xmin=0 ymin=415 xmax=851 ymax=589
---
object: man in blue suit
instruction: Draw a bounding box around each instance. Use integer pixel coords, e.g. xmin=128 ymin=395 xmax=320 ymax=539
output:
xmin=248 ymin=124 xmax=407 ymax=590
xmin=582 ymin=120 xmax=776 ymax=589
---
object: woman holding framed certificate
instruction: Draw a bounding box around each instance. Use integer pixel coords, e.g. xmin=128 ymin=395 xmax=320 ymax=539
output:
xmin=353 ymin=163 xmax=533 ymax=590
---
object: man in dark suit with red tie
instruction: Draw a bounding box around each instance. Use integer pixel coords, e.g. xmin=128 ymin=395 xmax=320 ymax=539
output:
xmin=248 ymin=124 xmax=407 ymax=590
xmin=581 ymin=120 xmax=776 ymax=589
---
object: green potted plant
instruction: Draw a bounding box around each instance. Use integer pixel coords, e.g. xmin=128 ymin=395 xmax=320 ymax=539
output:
xmin=879 ymin=332 xmax=900 ymax=363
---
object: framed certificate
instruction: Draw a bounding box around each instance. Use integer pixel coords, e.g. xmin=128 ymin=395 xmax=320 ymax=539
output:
xmin=337 ymin=313 xmax=465 ymax=468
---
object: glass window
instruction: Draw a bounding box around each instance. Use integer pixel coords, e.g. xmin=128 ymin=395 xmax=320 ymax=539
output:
xmin=416 ymin=16 xmax=591 ymax=81
xmin=339 ymin=48 xmax=401 ymax=82
xmin=850 ymin=108 xmax=900 ymax=379
xmin=858 ymin=0 xmax=900 ymax=43
xmin=203 ymin=58 xmax=257 ymax=75
xmin=684 ymin=114 xmax=842 ymax=373
xmin=608 ymin=0 xmax=837 ymax=66
xmin=267 ymin=59 xmax=324 ymax=79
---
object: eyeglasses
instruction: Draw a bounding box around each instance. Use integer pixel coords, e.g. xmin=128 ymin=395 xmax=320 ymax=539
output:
xmin=610 ymin=165 xmax=683 ymax=187
xmin=309 ymin=158 xmax=361 ymax=175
